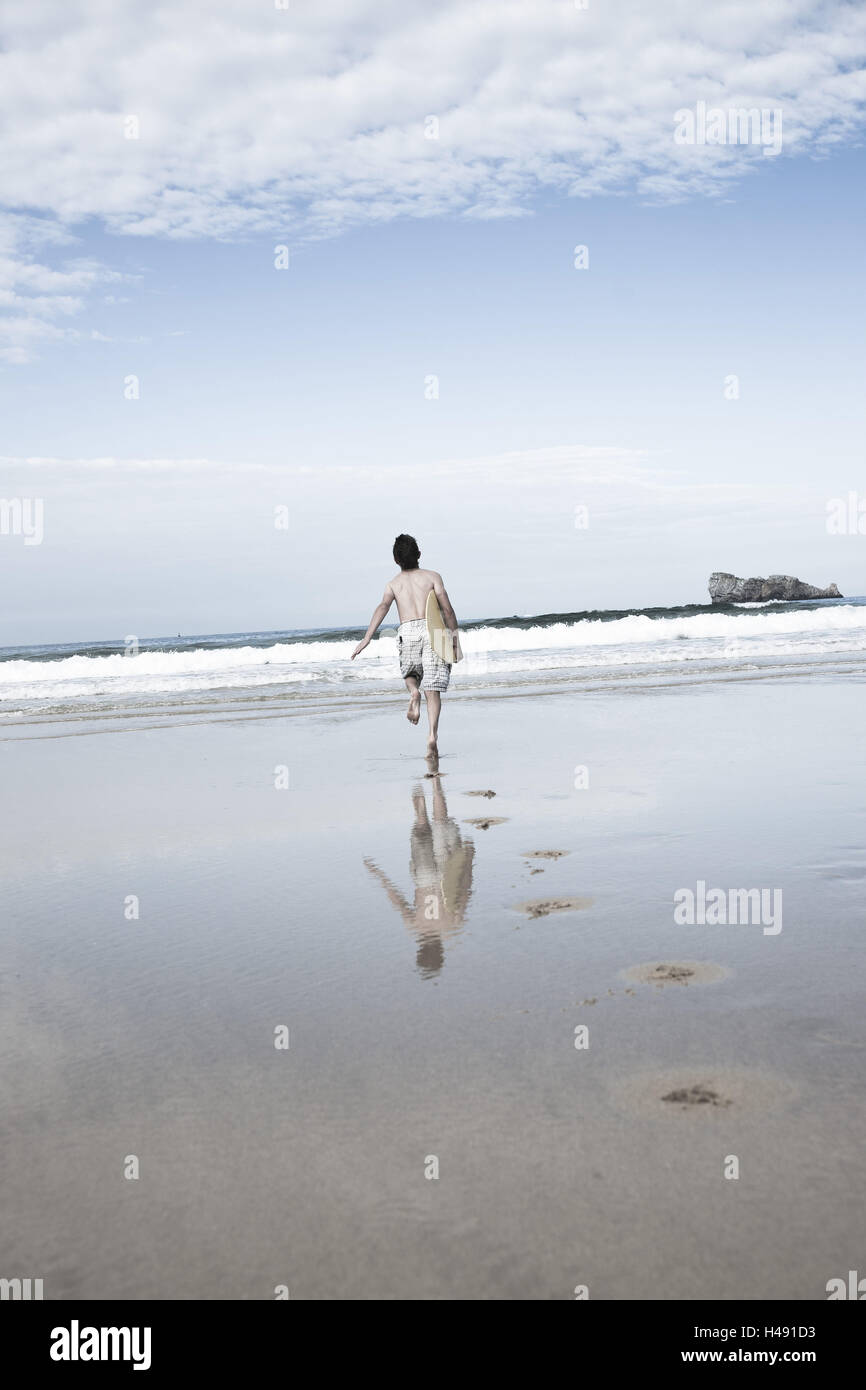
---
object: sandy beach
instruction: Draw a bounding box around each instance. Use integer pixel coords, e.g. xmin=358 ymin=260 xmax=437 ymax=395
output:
xmin=2 ymin=667 xmax=864 ymax=1299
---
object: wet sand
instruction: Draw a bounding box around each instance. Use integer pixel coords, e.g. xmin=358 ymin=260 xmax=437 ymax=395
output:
xmin=1 ymin=675 xmax=864 ymax=1298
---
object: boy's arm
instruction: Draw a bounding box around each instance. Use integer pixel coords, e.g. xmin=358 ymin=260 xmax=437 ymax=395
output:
xmin=363 ymin=857 xmax=413 ymax=924
xmin=352 ymin=584 xmax=394 ymax=658
xmin=432 ymin=573 xmax=461 ymax=659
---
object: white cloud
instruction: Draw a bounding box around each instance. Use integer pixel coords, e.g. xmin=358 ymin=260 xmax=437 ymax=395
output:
xmin=0 ymin=212 xmax=128 ymax=361
xmin=0 ymin=444 xmax=816 ymax=522
xmin=0 ymin=454 xmax=269 ymax=473
xmin=2 ymin=443 xmax=848 ymax=641
xmin=1 ymin=0 xmax=865 ymax=357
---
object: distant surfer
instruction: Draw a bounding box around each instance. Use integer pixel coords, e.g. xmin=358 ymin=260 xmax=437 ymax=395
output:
xmin=351 ymin=533 xmax=461 ymax=762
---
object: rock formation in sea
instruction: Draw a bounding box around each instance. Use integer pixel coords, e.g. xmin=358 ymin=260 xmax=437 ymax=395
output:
xmin=708 ymin=573 xmax=842 ymax=603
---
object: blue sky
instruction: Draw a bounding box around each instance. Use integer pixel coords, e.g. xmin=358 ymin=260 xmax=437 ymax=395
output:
xmin=2 ymin=1 xmax=865 ymax=643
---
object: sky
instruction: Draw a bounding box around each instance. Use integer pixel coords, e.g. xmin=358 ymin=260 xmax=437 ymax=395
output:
xmin=1 ymin=0 xmax=865 ymax=644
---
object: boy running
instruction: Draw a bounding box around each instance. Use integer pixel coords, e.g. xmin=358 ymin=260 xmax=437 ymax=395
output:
xmin=352 ymin=533 xmax=461 ymax=758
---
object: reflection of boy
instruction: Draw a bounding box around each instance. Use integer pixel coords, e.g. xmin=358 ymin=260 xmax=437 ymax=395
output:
xmin=364 ymin=780 xmax=475 ymax=978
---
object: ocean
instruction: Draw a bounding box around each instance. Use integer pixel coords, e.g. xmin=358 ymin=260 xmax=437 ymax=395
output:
xmin=3 ymin=596 xmax=865 ymax=723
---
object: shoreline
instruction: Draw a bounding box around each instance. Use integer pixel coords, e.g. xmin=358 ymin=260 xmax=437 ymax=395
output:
xmin=3 ymin=649 xmax=866 ymax=740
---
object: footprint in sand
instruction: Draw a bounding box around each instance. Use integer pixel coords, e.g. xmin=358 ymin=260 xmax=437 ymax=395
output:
xmin=611 ymin=1065 xmax=798 ymax=1118
xmin=572 ymin=986 xmax=637 ymax=1007
xmin=515 ymin=896 xmax=594 ymax=920
xmin=662 ymin=1083 xmax=732 ymax=1109
xmin=464 ymin=817 xmax=508 ymax=830
xmin=522 ymin=849 xmax=571 ymax=860
xmin=465 ymin=790 xmax=497 ymax=799
xmin=621 ymin=960 xmax=731 ymax=988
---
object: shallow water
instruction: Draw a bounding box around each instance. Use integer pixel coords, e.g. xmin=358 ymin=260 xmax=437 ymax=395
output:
xmin=1 ymin=674 xmax=864 ymax=1298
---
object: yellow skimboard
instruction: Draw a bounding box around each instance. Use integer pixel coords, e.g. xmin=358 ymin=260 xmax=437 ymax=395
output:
xmin=440 ymin=840 xmax=475 ymax=912
xmin=426 ymin=590 xmax=463 ymax=664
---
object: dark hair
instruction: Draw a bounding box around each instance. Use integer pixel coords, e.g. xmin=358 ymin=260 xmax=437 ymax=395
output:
xmin=416 ymin=934 xmax=444 ymax=978
xmin=393 ymin=534 xmax=420 ymax=570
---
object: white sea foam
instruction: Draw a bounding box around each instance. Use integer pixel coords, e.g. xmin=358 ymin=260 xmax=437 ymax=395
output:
xmin=2 ymin=605 xmax=864 ymax=705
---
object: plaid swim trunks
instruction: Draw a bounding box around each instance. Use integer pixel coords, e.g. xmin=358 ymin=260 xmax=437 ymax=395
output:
xmin=397 ymin=617 xmax=451 ymax=692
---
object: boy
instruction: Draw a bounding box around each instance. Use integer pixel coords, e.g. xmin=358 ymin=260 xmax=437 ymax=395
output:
xmin=351 ymin=534 xmax=461 ymax=758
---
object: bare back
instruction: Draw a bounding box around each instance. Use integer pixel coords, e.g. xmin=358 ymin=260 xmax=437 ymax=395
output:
xmin=388 ymin=567 xmax=438 ymax=622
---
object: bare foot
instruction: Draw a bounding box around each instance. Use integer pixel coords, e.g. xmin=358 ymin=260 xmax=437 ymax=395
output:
xmin=407 ymin=692 xmax=421 ymax=724
xmin=426 ymin=741 xmax=439 ymax=771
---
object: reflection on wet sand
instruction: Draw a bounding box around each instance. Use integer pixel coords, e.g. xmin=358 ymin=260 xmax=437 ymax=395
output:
xmin=365 ymin=776 xmax=475 ymax=977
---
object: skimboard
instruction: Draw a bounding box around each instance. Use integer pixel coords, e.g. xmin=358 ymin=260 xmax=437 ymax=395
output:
xmin=426 ymin=590 xmax=463 ymax=664
xmin=440 ymin=841 xmax=474 ymax=912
